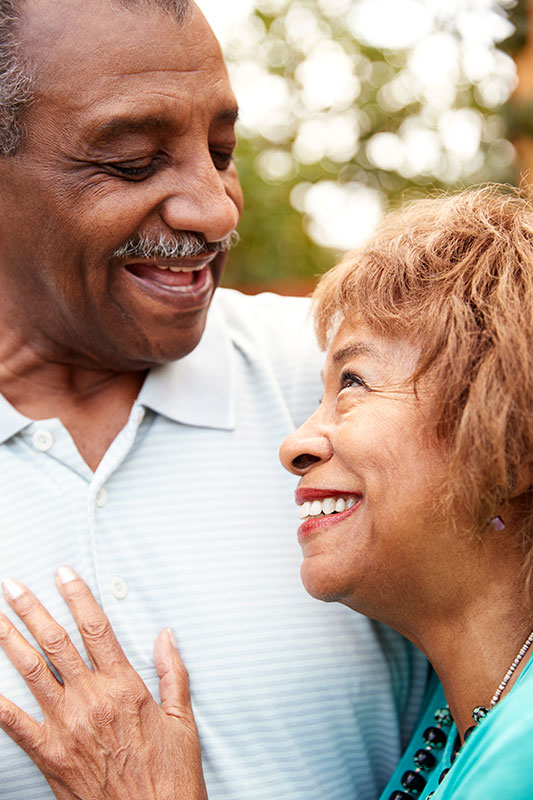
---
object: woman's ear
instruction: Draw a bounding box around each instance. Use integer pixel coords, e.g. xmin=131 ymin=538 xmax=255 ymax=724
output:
xmin=508 ymin=462 xmax=533 ymax=500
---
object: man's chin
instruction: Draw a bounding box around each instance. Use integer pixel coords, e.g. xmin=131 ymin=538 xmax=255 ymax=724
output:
xmin=134 ymin=321 xmax=209 ymax=369
xmin=87 ymin=308 xmax=210 ymax=372
xmin=101 ymin=268 xmax=219 ymax=370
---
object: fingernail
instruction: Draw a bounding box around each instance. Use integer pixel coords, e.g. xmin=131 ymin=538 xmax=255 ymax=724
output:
xmin=166 ymin=627 xmax=177 ymax=647
xmin=56 ymin=566 xmax=77 ymax=584
xmin=2 ymin=579 xmax=25 ymax=600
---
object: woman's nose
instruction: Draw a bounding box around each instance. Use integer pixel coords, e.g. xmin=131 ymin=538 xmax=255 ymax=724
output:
xmin=279 ymin=416 xmax=333 ymax=476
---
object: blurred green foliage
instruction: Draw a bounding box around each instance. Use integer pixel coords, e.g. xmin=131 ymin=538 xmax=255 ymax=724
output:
xmin=227 ymin=138 xmax=335 ymax=287
xmin=222 ymin=0 xmax=524 ymax=291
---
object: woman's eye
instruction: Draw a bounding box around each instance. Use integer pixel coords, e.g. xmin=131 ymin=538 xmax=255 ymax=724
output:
xmin=340 ymin=370 xmax=367 ymax=391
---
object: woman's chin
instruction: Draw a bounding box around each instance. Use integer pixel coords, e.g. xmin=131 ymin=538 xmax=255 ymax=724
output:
xmin=300 ymin=558 xmax=384 ymax=619
xmin=300 ymin=559 xmax=352 ymax=604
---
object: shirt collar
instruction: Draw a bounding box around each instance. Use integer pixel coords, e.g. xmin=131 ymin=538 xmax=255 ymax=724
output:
xmin=0 ymin=393 xmax=33 ymax=444
xmin=0 ymin=294 xmax=237 ymax=444
xmin=137 ymin=294 xmax=237 ymax=430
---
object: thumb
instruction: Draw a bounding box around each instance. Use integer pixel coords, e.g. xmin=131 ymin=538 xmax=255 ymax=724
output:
xmin=154 ymin=628 xmax=194 ymax=719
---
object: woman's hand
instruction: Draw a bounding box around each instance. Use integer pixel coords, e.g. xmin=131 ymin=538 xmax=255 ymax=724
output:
xmin=0 ymin=567 xmax=208 ymax=800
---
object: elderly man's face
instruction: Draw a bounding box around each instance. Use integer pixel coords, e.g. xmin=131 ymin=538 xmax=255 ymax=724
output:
xmin=0 ymin=0 xmax=243 ymax=369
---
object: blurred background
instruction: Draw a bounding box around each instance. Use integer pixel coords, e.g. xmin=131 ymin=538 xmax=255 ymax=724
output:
xmin=195 ymin=0 xmax=532 ymax=294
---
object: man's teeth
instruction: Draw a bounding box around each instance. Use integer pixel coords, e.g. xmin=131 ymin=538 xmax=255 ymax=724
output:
xmin=298 ymin=497 xmax=358 ymax=520
xmin=155 ymin=264 xmax=203 ymax=272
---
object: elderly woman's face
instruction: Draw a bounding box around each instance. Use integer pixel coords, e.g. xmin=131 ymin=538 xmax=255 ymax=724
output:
xmin=280 ymin=318 xmax=459 ymax=626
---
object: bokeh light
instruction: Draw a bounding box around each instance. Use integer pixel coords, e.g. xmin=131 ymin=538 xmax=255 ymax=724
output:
xmin=196 ymin=0 xmax=519 ymax=275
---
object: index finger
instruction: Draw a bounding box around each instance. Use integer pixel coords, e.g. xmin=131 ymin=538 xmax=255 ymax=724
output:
xmin=55 ymin=566 xmax=131 ymax=674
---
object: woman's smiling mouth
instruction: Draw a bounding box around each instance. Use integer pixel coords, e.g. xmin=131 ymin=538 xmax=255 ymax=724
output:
xmin=295 ymin=488 xmax=362 ymax=539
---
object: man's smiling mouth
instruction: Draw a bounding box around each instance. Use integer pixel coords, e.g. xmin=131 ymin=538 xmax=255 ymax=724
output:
xmin=125 ymin=260 xmax=211 ymax=290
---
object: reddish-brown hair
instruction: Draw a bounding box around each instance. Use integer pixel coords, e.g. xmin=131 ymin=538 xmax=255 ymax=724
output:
xmin=313 ymin=185 xmax=533 ymax=544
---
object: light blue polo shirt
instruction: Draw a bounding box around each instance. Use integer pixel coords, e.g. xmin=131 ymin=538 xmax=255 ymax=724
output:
xmin=0 ymin=289 xmax=428 ymax=800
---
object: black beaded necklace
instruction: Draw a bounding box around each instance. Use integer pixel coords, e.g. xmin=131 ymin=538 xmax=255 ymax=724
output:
xmin=387 ymin=706 xmax=452 ymax=800
xmin=387 ymin=629 xmax=533 ymax=800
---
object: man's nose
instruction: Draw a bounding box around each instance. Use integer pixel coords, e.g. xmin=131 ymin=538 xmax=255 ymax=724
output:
xmin=279 ymin=413 xmax=333 ymax=476
xmin=158 ymin=157 xmax=241 ymax=243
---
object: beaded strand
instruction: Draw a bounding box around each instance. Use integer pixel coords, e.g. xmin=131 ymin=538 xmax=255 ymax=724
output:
xmin=490 ymin=630 xmax=533 ymax=707
xmin=387 ymin=707 xmax=452 ymax=800
xmin=387 ymin=628 xmax=533 ymax=799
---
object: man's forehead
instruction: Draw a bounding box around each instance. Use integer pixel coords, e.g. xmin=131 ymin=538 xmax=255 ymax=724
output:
xmin=18 ymin=0 xmax=218 ymax=81
xmin=20 ymin=0 xmax=191 ymax=23
xmin=17 ymin=0 xmax=234 ymax=120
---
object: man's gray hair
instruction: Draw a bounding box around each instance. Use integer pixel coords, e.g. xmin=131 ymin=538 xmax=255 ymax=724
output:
xmin=0 ymin=0 xmax=191 ymax=156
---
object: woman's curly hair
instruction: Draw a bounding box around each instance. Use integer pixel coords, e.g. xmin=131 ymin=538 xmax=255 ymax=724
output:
xmin=313 ymin=185 xmax=533 ymax=557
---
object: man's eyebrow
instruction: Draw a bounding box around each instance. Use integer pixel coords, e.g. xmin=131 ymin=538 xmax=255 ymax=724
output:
xmin=88 ymin=107 xmax=239 ymax=144
xmin=332 ymin=342 xmax=387 ymax=365
xmin=89 ymin=116 xmax=167 ymax=143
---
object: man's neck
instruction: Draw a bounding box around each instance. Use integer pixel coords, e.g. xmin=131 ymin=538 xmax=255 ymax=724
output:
xmin=0 ymin=347 xmax=147 ymax=471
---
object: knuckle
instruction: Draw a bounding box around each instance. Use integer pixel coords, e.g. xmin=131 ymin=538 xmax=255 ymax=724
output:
xmin=160 ymin=701 xmax=188 ymax=718
xmin=40 ymin=625 xmax=70 ymax=656
xmin=0 ymin=704 xmax=19 ymax=729
xmin=24 ymin=654 xmax=48 ymax=684
xmin=161 ymin=704 xmax=199 ymax=737
xmin=80 ymin=616 xmax=111 ymax=642
xmin=88 ymin=700 xmax=117 ymax=729
xmin=116 ymin=681 xmax=148 ymax=709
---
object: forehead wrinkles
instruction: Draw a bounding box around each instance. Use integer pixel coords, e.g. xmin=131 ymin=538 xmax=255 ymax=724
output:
xmin=22 ymin=42 xmax=232 ymax=140
xmin=42 ymin=76 xmax=230 ymax=125
xmin=17 ymin=1 xmax=223 ymax=95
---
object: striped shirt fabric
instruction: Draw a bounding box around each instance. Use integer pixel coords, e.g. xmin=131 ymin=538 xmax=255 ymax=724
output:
xmin=0 ymin=289 xmax=428 ymax=800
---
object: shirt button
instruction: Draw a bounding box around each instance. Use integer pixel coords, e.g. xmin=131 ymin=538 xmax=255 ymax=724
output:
xmin=95 ymin=487 xmax=109 ymax=508
xmin=110 ymin=576 xmax=128 ymax=600
xmin=32 ymin=429 xmax=54 ymax=452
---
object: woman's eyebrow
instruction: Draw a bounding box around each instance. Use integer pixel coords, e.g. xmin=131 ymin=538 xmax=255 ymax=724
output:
xmin=332 ymin=342 xmax=387 ymax=365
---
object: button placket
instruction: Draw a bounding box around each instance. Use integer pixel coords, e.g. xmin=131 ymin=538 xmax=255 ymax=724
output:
xmin=88 ymin=405 xmax=145 ymax=610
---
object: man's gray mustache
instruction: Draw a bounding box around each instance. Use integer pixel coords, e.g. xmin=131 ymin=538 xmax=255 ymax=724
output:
xmin=112 ymin=230 xmax=240 ymax=260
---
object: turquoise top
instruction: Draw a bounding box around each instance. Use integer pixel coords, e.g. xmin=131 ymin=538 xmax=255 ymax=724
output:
xmin=380 ymin=656 xmax=533 ymax=799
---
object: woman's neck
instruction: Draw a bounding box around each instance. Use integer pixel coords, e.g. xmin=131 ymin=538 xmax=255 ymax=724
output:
xmin=412 ymin=569 xmax=533 ymax=741
xmin=429 ymin=617 xmax=532 ymax=739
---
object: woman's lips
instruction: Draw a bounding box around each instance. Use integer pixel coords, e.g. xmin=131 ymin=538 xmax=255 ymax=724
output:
xmin=295 ymin=488 xmax=363 ymax=540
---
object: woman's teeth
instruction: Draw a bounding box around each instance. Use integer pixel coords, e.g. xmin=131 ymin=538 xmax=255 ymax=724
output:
xmin=298 ymin=496 xmax=358 ymax=520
